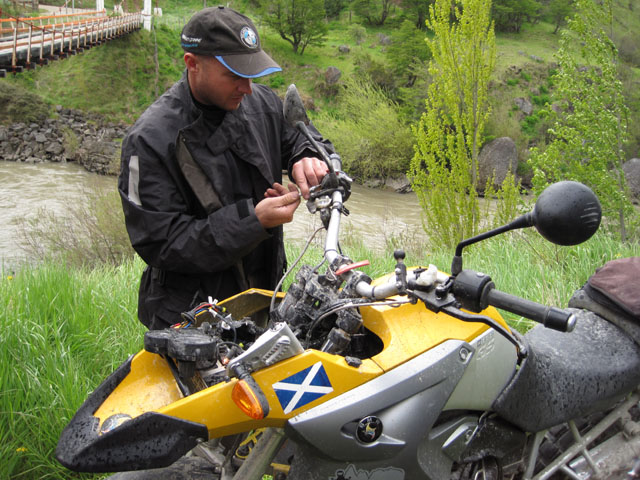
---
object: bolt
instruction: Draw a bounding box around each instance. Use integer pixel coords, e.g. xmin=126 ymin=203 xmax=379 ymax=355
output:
xmin=459 ymin=348 xmax=470 ymax=362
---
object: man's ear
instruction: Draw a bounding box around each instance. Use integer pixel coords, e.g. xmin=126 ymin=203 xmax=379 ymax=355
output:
xmin=184 ymin=52 xmax=198 ymax=71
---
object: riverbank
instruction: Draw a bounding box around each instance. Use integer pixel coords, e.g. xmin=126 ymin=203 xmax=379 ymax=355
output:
xmin=0 ymin=105 xmax=127 ymax=175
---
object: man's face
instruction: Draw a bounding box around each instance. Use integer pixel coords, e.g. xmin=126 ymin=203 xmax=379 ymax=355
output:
xmin=186 ymin=54 xmax=252 ymax=111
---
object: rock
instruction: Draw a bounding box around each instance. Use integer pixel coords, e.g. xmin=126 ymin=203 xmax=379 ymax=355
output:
xmin=0 ymin=126 xmax=8 ymax=142
xmin=338 ymin=45 xmax=350 ymax=54
xmin=377 ymin=33 xmax=391 ymax=45
xmin=35 ymin=133 xmax=47 ymax=143
xmin=325 ymin=66 xmax=342 ymax=85
xmin=478 ymin=137 xmax=518 ymax=192
xmin=623 ymin=158 xmax=640 ymax=201
xmin=514 ymin=97 xmax=533 ymax=116
xmin=45 ymin=142 xmax=64 ymax=155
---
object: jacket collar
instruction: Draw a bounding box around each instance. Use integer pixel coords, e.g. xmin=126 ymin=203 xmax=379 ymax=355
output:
xmin=177 ymin=71 xmax=249 ymax=155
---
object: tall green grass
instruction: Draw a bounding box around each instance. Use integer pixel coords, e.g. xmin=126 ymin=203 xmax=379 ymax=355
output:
xmin=2 ymin=230 xmax=638 ymax=478
xmin=0 ymin=259 xmax=145 ymax=479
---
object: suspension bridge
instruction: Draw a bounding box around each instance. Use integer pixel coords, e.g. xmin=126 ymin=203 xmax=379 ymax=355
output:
xmin=0 ymin=2 xmax=151 ymax=76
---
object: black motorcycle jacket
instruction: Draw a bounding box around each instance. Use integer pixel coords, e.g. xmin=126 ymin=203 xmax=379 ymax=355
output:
xmin=118 ymin=72 xmax=333 ymax=329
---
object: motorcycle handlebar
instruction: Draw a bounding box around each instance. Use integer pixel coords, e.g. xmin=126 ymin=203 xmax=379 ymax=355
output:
xmin=486 ymin=288 xmax=576 ymax=332
xmin=319 ymin=181 xmax=576 ymax=330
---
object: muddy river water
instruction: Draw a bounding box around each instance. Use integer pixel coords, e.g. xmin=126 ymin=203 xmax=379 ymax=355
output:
xmin=0 ymin=161 xmax=425 ymax=269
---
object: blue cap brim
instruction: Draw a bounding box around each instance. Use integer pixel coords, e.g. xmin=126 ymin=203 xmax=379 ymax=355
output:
xmin=216 ymin=55 xmax=282 ymax=79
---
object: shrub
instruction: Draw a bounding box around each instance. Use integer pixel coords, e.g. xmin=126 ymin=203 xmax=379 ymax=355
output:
xmin=0 ymin=81 xmax=50 ymax=125
xmin=348 ymin=24 xmax=368 ymax=45
xmin=313 ymin=76 xmax=413 ymax=182
xmin=18 ymin=183 xmax=135 ymax=267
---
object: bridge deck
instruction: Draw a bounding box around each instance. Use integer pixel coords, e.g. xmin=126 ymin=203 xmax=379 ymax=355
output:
xmin=0 ymin=10 xmax=142 ymax=75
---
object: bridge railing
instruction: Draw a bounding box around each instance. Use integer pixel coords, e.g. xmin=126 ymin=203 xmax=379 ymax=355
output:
xmin=0 ymin=11 xmax=142 ymax=74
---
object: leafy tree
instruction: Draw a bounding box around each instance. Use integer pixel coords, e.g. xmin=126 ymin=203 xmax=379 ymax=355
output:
xmin=325 ymin=0 xmax=346 ymax=18
xmin=351 ymin=0 xmax=394 ymax=25
xmin=348 ymin=24 xmax=367 ymax=45
xmin=492 ymin=0 xmax=542 ymax=32
xmin=544 ymin=0 xmax=573 ymax=34
xmin=386 ymin=20 xmax=431 ymax=87
xmin=400 ymin=0 xmax=435 ymax=29
xmin=528 ymin=0 xmax=636 ymax=241
xmin=260 ymin=0 xmax=328 ymax=54
xmin=410 ymin=0 xmax=506 ymax=248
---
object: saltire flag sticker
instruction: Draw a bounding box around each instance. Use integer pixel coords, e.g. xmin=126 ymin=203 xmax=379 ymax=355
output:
xmin=272 ymin=362 xmax=333 ymax=414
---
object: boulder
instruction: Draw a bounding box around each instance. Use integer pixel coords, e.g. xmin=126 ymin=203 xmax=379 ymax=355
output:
xmin=514 ymin=97 xmax=533 ymax=116
xmin=623 ymin=158 xmax=640 ymax=201
xmin=76 ymin=138 xmax=120 ymax=175
xmin=325 ymin=66 xmax=342 ymax=85
xmin=377 ymin=33 xmax=391 ymax=45
xmin=478 ymin=137 xmax=518 ymax=192
xmin=338 ymin=45 xmax=350 ymax=54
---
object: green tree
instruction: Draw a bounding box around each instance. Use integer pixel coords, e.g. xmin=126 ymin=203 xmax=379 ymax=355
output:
xmin=544 ymin=0 xmax=573 ymax=34
xmin=260 ymin=0 xmax=328 ymax=54
xmin=325 ymin=0 xmax=346 ymax=18
xmin=492 ymin=0 xmax=542 ymax=32
xmin=386 ymin=20 xmax=431 ymax=87
xmin=528 ymin=0 xmax=635 ymax=241
xmin=410 ymin=0 xmax=500 ymax=247
xmin=351 ymin=0 xmax=394 ymax=25
xmin=400 ymin=0 xmax=435 ymax=29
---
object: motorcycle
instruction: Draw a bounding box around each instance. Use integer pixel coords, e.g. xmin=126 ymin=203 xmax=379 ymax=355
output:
xmin=56 ymin=85 xmax=640 ymax=480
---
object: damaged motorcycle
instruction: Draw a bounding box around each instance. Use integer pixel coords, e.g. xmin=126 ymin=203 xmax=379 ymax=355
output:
xmin=56 ymin=85 xmax=640 ymax=480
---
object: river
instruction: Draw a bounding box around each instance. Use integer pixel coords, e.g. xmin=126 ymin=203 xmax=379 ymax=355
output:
xmin=0 ymin=161 xmax=425 ymax=269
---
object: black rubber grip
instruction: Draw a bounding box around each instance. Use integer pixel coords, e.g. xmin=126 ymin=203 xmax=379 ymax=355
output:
xmin=486 ymin=289 xmax=576 ymax=332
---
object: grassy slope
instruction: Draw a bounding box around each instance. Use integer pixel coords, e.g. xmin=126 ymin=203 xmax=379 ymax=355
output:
xmin=4 ymin=0 xmax=639 ymax=159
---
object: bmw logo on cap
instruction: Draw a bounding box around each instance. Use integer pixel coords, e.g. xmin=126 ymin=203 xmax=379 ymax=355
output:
xmin=240 ymin=26 xmax=258 ymax=49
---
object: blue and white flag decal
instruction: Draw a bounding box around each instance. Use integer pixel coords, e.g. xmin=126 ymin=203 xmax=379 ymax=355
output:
xmin=272 ymin=362 xmax=333 ymax=414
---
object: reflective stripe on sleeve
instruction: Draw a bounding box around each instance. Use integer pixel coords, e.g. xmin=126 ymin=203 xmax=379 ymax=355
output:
xmin=127 ymin=155 xmax=142 ymax=206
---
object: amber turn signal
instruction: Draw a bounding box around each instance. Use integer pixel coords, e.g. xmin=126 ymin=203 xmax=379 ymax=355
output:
xmin=232 ymin=379 xmax=267 ymax=420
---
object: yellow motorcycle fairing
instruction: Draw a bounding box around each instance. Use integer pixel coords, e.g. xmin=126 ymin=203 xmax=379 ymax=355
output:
xmin=94 ymin=279 xmax=509 ymax=436
xmin=95 ymin=348 xmax=383 ymax=439
xmin=363 ymin=269 xmax=510 ymax=371
xmin=58 ymin=282 xmax=511 ymax=472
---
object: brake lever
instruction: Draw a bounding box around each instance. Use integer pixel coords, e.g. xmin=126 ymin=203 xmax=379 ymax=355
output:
xmin=411 ymin=289 xmax=527 ymax=360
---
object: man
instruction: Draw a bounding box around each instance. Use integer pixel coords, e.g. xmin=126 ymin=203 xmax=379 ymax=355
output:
xmin=118 ymin=6 xmax=332 ymax=331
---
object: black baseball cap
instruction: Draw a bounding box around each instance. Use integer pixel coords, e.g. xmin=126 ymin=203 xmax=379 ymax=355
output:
xmin=181 ymin=6 xmax=282 ymax=79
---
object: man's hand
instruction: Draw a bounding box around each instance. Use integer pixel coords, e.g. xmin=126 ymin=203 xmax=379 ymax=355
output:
xmin=255 ymin=182 xmax=301 ymax=229
xmin=291 ymin=157 xmax=329 ymax=199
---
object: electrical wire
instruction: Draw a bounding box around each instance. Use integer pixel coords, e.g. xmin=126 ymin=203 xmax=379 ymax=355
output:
xmin=304 ymin=298 xmax=412 ymax=344
xmin=269 ymin=225 xmax=326 ymax=315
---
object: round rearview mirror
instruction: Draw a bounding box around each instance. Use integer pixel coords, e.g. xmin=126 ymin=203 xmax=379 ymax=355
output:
xmin=532 ymin=181 xmax=601 ymax=246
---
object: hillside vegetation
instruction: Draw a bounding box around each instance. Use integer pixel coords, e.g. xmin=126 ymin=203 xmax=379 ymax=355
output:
xmin=2 ymin=0 xmax=640 ymax=177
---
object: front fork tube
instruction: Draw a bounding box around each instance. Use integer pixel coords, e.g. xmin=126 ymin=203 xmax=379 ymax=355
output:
xmin=231 ymin=428 xmax=287 ymax=480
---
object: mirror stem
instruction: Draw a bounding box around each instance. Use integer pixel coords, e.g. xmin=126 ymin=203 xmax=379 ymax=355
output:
xmin=451 ymin=213 xmax=533 ymax=276
xmin=295 ymin=121 xmax=335 ymax=175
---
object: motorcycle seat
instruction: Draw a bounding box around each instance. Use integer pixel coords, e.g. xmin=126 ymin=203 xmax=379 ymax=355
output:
xmin=492 ymin=308 xmax=640 ymax=433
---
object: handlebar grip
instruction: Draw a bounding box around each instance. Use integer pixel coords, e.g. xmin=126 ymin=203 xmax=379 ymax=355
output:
xmin=486 ymin=289 xmax=577 ymax=332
